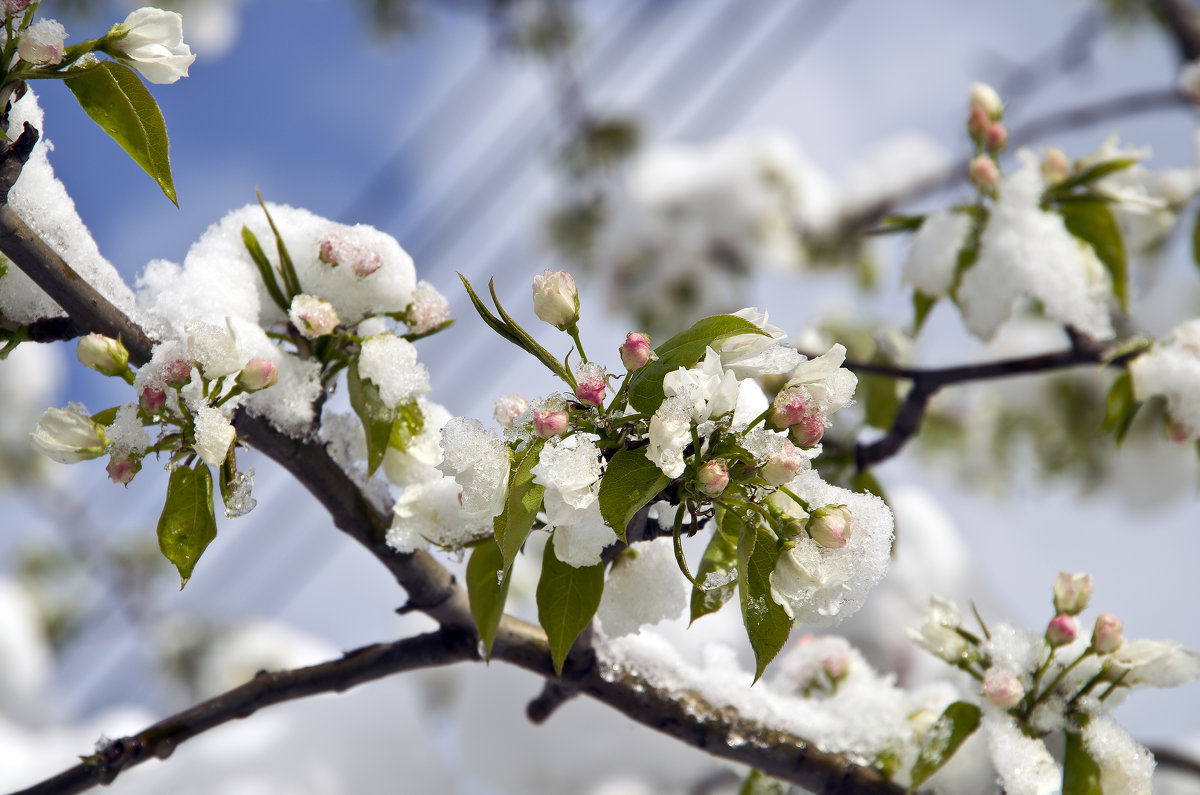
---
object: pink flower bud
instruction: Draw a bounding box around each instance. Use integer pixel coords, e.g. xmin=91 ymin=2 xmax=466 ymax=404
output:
xmin=289 ymin=294 xmax=339 ymax=338
xmin=1052 ymin=571 xmax=1093 ymax=616
xmin=574 ymin=363 xmax=606 ymax=407
xmin=822 ymin=653 xmax=848 ymax=681
xmin=319 ymin=233 xmax=382 ymax=277
xmin=1046 ymin=613 xmax=1078 ymax=647
xmin=18 ymin=19 xmax=66 ymax=65
xmin=493 ymin=393 xmax=529 ymax=428
xmin=620 ymin=332 xmax=653 ymax=371
xmin=761 ymin=439 xmax=806 ymax=486
xmin=406 ymin=280 xmax=452 ymax=334
xmin=106 ymin=455 xmax=140 ymax=486
xmin=1092 ymin=613 xmax=1124 ymax=654
xmin=967 ymin=105 xmax=990 ymax=140
xmin=696 ymin=459 xmax=730 ymax=497
xmin=968 ymin=155 xmax=1000 ymax=188
xmin=76 ymin=334 xmax=129 ymax=377
xmin=140 ymin=386 xmax=166 ymax=414
xmin=533 ymin=408 xmax=569 ymax=439
xmin=236 ymin=358 xmax=279 ymax=392
xmin=789 ymin=414 xmax=825 ymax=449
xmin=983 ymin=670 xmax=1025 ymax=709
xmin=532 ymin=269 xmax=579 ymax=330
xmin=769 ymin=387 xmax=811 ymax=430
xmin=1042 ymin=148 xmax=1070 ymax=184
xmin=985 ymin=122 xmax=1008 ymax=151
xmin=969 ymin=82 xmax=1004 ymax=121
xmin=808 ymin=505 xmax=852 ymax=549
xmin=163 ymin=358 xmax=193 ymax=386
xmin=3 ymin=1 xmax=32 ymax=15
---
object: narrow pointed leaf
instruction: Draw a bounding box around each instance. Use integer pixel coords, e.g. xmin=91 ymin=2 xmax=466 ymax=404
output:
xmin=65 ymin=61 xmax=177 ymax=205
xmin=466 ymin=540 xmax=510 ymax=659
xmin=536 ymin=540 xmax=604 ymax=675
xmin=598 ymin=446 xmax=669 ymax=541
xmin=1062 ymin=730 xmax=1103 ymax=795
xmin=690 ymin=504 xmax=740 ymax=623
xmin=486 ymin=280 xmax=573 ymax=384
xmin=737 ymin=523 xmax=792 ymax=682
xmin=255 ymin=191 xmax=302 ymax=298
xmin=908 ymin=701 xmax=981 ymax=791
xmin=1101 ymin=371 xmax=1140 ymax=445
xmin=912 ymin=290 xmax=937 ymax=336
xmin=157 ymin=464 xmax=217 ymax=588
xmin=1059 ymin=198 xmax=1128 ymax=310
xmin=1048 ymin=157 xmax=1140 ymax=194
xmin=347 ymin=358 xmax=393 ymax=476
xmin=241 ymin=226 xmax=290 ymax=312
xmin=494 ymin=438 xmax=546 ymax=572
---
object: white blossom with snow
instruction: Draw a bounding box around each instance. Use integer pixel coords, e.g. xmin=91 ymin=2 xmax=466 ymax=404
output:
xmin=596 ymin=539 xmax=687 ymax=636
xmin=437 ymin=417 xmax=510 ymax=518
xmin=1130 ymin=319 xmax=1200 ymax=439
xmin=902 ymin=209 xmax=972 ymax=298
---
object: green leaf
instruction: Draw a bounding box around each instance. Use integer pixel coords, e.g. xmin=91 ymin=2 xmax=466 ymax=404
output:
xmin=494 ymin=438 xmax=546 ymax=572
xmin=628 ymin=314 xmax=767 ymax=412
xmin=1049 ymin=157 xmax=1140 ymax=195
xmin=156 ymin=464 xmax=218 ymax=588
xmin=739 ymin=768 xmax=787 ymax=795
xmin=908 ymin=701 xmax=981 ymax=791
xmin=690 ymin=504 xmax=740 ymax=623
xmin=862 ymin=354 xmax=902 ymax=430
xmin=466 ymin=540 xmax=511 ymax=659
xmin=347 ymin=358 xmax=393 ymax=476
xmin=598 ymin=446 xmax=670 ymax=541
xmin=241 ymin=225 xmax=289 ymax=312
xmin=737 ymin=522 xmax=792 ymax=682
xmin=912 ymin=291 xmax=937 ymax=336
xmin=536 ymin=539 xmax=604 ymax=676
xmin=457 ymin=275 xmax=573 ymax=385
xmin=64 ymin=61 xmax=177 ymax=205
xmin=1062 ymin=730 xmax=1103 ymax=795
xmin=1059 ymin=198 xmax=1128 ymax=310
xmin=255 ymin=191 xmax=302 ymax=298
xmin=1101 ymin=371 xmax=1140 ymax=445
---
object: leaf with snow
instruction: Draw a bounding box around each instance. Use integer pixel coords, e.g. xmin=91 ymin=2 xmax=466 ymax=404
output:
xmin=737 ymin=522 xmax=792 ymax=682
xmin=908 ymin=701 xmax=980 ymax=792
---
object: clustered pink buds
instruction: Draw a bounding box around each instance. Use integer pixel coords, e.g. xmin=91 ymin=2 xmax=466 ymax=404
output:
xmin=808 ymin=505 xmax=852 ymax=549
xmin=532 ymin=269 xmax=579 ymax=331
xmin=769 ymin=387 xmax=825 ymax=448
xmin=969 ymin=82 xmax=1004 ymax=121
xmin=1052 ymin=571 xmax=1093 ymax=616
xmin=236 ymin=358 xmax=279 ymax=392
xmin=1045 ymin=613 xmax=1078 ymax=647
xmin=696 ymin=459 xmax=730 ymax=497
xmin=77 ymin=334 xmax=130 ymax=378
xmin=968 ymin=155 xmax=999 ymax=188
xmin=984 ymin=122 xmax=1008 ymax=151
xmin=966 ymin=83 xmax=1007 ymax=154
xmin=319 ymin=233 xmax=382 ymax=277
xmin=620 ymin=332 xmax=652 ymax=371
xmin=1092 ymin=613 xmax=1124 ymax=654
xmin=983 ymin=669 xmax=1025 ymax=709
xmin=574 ymin=363 xmax=606 ymax=407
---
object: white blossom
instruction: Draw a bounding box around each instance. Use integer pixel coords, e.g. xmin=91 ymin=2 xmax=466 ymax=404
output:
xmin=106 ymin=7 xmax=196 ymax=84
xmin=437 ymin=417 xmax=509 ymax=518
xmin=782 ymin=344 xmax=857 ymax=417
xmin=1129 ymin=319 xmax=1200 ymax=438
xmin=387 ymin=477 xmax=492 ymax=553
xmin=17 ymin=19 xmax=66 ymax=65
xmin=550 ymin=501 xmax=618 ymax=568
xmin=193 ymin=406 xmax=235 ymax=467
xmin=646 ymin=396 xmax=692 ymax=478
xmin=530 ymin=435 xmax=603 ymax=526
xmin=902 ymin=209 xmax=971 ymax=298
xmin=29 ymin=406 xmax=105 ymax=464
xmin=382 ymin=398 xmax=451 ymax=486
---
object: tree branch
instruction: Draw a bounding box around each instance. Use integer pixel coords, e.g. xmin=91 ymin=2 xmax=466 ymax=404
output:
xmin=0 ymin=127 xmax=909 ymax=795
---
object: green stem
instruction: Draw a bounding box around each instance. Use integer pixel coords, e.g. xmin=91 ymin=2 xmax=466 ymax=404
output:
xmin=567 ymin=323 xmax=588 ymax=363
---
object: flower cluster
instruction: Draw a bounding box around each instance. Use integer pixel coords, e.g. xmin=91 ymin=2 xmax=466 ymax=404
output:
xmin=910 ymin=573 xmax=1200 ymax=793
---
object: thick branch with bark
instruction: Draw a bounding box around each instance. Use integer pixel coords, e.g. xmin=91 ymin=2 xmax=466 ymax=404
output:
xmin=0 ymin=129 xmax=906 ymax=795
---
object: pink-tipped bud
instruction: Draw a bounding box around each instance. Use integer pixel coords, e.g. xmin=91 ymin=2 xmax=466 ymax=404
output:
xmin=139 ymin=386 xmax=166 ymax=414
xmin=985 ymin=122 xmax=1008 ymax=151
xmin=789 ymin=414 xmax=825 ymax=449
xmin=17 ymin=19 xmax=66 ymax=66
xmin=493 ymin=393 xmax=529 ymax=428
xmin=236 ymin=358 xmax=279 ymax=392
xmin=769 ymin=387 xmax=811 ymax=430
xmin=106 ymin=456 xmax=141 ymax=486
xmin=967 ymin=105 xmax=990 ymax=140
xmin=1091 ymin=613 xmax=1124 ymax=654
xmin=1042 ymin=148 xmax=1070 ymax=184
xmin=696 ymin=459 xmax=730 ymax=497
xmin=532 ymin=269 xmax=579 ymax=330
xmin=1046 ymin=613 xmax=1078 ymax=647
xmin=968 ymin=155 xmax=1000 ymax=188
xmin=319 ymin=233 xmax=382 ymax=277
xmin=969 ymin=82 xmax=1004 ymax=121
xmin=163 ymin=358 xmax=194 ymax=386
xmin=533 ymin=409 xmax=569 ymax=439
xmin=620 ymin=332 xmax=653 ymax=371
xmin=1052 ymin=572 xmax=1093 ymax=616
xmin=3 ymin=1 xmax=32 ymax=15
xmin=983 ymin=670 xmax=1025 ymax=709
xmin=574 ymin=363 xmax=606 ymax=407
xmin=289 ymin=294 xmax=340 ymax=339
xmin=77 ymin=334 xmax=129 ymax=377
xmin=808 ymin=505 xmax=852 ymax=549
xmin=822 ymin=653 xmax=849 ymax=681
xmin=761 ymin=439 xmax=806 ymax=486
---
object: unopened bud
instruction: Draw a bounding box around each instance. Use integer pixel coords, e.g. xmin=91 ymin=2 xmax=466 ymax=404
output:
xmin=139 ymin=386 xmax=166 ymax=414
xmin=968 ymin=155 xmax=999 ymax=188
xmin=983 ymin=670 xmax=1025 ymax=709
xmin=493 ymin=393 xmax=529 ymax=428
xmin=77 ymin=334 xmax=129 ymax=377
xmin=1052 ymin=571 xmax=1093 ymax=616
xmin=1042 ymin=148 xmax=1070 ymax=185
xmin=532 ymin=269 xmax=579 ymax=330
xmin=620 ymin=332 xmax=653 ymax=371
xmin=289 ymin=294 xmax=339 ymax=338
xmin=17 ymin=19 xmax=66 ymax=65
xmin=808 ymin=505 xmax=852 ymax=549
xmin=769 ymin=387 xmax=811 ymax=430
xmin=789 ymin=414 xmax=825 ymax=449
xmin=967 ymin=105 xmax=990 ymax=140
xmin=574 ymin=363 xmax=606 ymax=407
xmin=696 ymin=459 xmax=730 ymax=497
xmin=1046 ymin=613 xmax=1078 ymax=648
xmin=761 ymin=439 xmax=806 ymax=486
xmin=106 ymin=455 xmax=141 ymax=486
xmin=3 ymin=1 xmax=32 ymax=15
xmin=969 ymin=82 xmax=1004 ymax=121
xmin=236 ymin=358 xmax=279 ymax=392
xmin=163 ymin=358 xmax=193 ymax=386
xmin=319 ymin=233 xmax=382 ymax=277
xmin=1091 ymin=613 xmax=1124 ymax=654
xmin=822 ymin=653 xmax=848 ymax=681
xmin=533 ymin=408 xmax=569 ymax=439
xmin=985 ymin=122 xmax=1008 ymax=151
